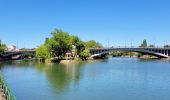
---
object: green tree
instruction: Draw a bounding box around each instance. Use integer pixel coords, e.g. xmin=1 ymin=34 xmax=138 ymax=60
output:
xmin=148 ymin=44 xmax=155 ymax=48
xmin=79 ymin=49 xmax=90 ymax=60
xmin=140 ymin=39 xmax=147 ymax=47
xmin=45 ymin=37 xmax=49 ymax=45
xmin=70 ymin=36 xmax=85 ymax=55
xmin=85 ymin=40 xmax=103 ymax=48
xmin=164 ymin=45 xmax=170 ymax=48
xmin=35 ymin=28 xmax=103 ymax=61
xmin=0 ymin=40 xmax=6 ymax=53
xmin=35 ymin=45 xmax=49 ymax=59
xmin=45 ymin=29 xmax=72 ymax=59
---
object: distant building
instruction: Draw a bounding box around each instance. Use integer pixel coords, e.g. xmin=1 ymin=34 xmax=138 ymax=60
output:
xmin=7 ymin=45 xmax=17 ymax=51
xmin=65 ymin=45 xmax=76 ymax=59
xmin=65 ymin=51 xmax=75 ymax=57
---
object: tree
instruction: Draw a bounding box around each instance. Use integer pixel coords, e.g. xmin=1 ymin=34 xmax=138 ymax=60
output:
xmin=79 ymin=49 xmax=90 ymax=60
xmin=70 ymin=36 xmax=85 ymax=55
xmin=35 ymin=28 xmax=103 ymax=61
xmin=45 ymin=37 xmax=49 ymax=45
xmin=85 ymin=40 xmax=103 ymax=48
xmin=0 ymin=40 xmax=6 ymax=53
xmin=35 ymin=45 xmax=49 ymax=59
xmin=148 ymin=44 xmax=155 ymax=48
xmin=45 ymin=29 xmax=72 ymax=59
xmin=140 ymin=39 xmax=147 ymax=47
xmin=164 ymin=45 xmax=170 ymax=48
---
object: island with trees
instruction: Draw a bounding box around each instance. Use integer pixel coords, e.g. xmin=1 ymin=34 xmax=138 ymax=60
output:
xmin=35 ymin=29 xmax=102 ymax=62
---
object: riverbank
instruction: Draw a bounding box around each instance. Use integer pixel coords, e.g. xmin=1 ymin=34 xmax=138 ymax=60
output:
xmin=0 ymin=73 xmax=16 ymax=100
xmin=0 ymin=91 xmax=5 ymax=100
xmin=60 ymin=60 xmax=79 ymax=65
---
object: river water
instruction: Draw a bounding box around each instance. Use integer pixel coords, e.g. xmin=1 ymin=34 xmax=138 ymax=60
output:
xmin=0 ymin=58 xmax=170 ymax=100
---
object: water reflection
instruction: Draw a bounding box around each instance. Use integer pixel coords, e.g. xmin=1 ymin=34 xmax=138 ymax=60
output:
xmin=0 ymin=60 xmax=90 ymax=92
xmin=1 ymin=58 xmax=170 ymax=100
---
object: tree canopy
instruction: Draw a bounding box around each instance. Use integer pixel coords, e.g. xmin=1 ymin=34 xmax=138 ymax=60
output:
xmin=148 ymin=44 xmax=155 ymax=48
xmin=85 ymin=40 xmax=103 ymax=48
xmin=164 ymin=45 xmax=170 ymax=48
xmin=36 ymin=45 xmax=49 ymax=59
xmin=140 ymin=39 xmax=147 ymax=47
xmin=70 ymin=35 xmax=85 ymax=55
xmin=45 ymin=29 xmax=72 ymax=58
xmin=0 ymin=40 xmax=6 ymax=53
xmin=36 ymin=29 xmax=103 ymax=60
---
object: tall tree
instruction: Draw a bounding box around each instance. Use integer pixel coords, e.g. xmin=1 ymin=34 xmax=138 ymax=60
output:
xmin=140 ymin=39 xmax=147 ymax=47
xmin=45 ymin=29 xmax=72 ymax=59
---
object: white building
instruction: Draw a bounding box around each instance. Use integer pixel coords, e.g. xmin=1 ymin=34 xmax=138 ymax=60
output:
xmin=7 ymin=45 xmax=17 ymax=51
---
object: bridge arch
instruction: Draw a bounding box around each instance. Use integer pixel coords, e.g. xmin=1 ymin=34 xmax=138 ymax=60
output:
xmin=90 ymin=48 xmax=170 ymax=58
xmin=0 ymin=50 xmax=35 ymax=59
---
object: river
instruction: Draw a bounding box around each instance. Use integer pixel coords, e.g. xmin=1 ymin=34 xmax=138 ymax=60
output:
xmin=0 ymin=57 xmax=170 ymax=100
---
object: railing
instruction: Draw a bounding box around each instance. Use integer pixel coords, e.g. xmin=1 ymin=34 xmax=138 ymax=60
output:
xmin=0 ymin=72 xmax=16 ymax=100
xmin=90 ymin=46 xmax=170 ymax=49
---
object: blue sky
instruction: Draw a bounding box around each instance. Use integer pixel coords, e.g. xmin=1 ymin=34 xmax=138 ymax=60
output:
xmin=0 ymin=0 xmax=170 ymax=48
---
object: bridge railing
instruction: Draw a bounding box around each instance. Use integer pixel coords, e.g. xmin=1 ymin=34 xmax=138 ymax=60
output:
xmin=103 ymin=46 xmax=169 ymax=49
xmin=0 ymin=72 xmax=16 ymax=100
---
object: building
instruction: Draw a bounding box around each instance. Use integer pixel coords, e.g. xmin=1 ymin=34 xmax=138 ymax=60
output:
xmin=7 ymin=45 xmax=17 ymax=51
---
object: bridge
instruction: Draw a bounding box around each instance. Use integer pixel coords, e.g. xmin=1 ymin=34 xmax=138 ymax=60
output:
xmin=0 ymin=50 xmax=35 ymax=59
xmin=89 ymin=47 xmax=170 ymax=58
xmin=1 ymin=48 xmax=170 ymax=59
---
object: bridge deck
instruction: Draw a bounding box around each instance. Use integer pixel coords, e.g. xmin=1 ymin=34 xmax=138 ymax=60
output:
xmin=89 ymin=47 xmax=170 ymax=58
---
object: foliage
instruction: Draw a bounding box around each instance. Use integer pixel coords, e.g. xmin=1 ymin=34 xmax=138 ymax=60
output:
xmin=35 ymin=45 xmax=49 ymax=59
xmin=140 ymin=39 xmax=147 ymax=47
xmin=70 ymin=36 xmax=85 ymax=55
xmin=148 ymin=44 xmax=155 ymax=48
xmin=137 ymin=53 xmax=142 ymax=58
xmin=85 ymin=40 xmax=103 ymax=48
xmin=0 ymin=40 xmax=6 ymax=53
xmin=35 ymin=29 xmax=103 ymax=61
xmin=79 ymin=49 xmax=90 ymax=60
xmin=164 ymin=45 xmax=170 ymax=48
xmin=45 ymin=29 xmax=72 ymax=59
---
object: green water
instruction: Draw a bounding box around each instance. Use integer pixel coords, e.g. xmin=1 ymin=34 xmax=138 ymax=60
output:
xmin=1 ymin=58 xmax=170 ymax=100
